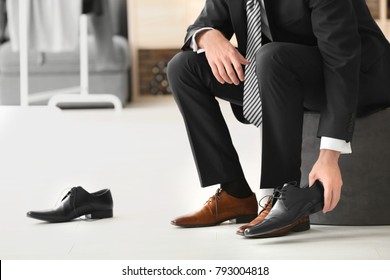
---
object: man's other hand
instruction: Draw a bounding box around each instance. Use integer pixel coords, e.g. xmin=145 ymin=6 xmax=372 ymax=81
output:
xmin=309 ymin=149 xmax=343 ymax=213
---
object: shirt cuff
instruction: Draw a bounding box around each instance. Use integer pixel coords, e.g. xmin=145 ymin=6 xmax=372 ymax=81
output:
xmin=190 ymin=27 xmax=214 ymax=53
xmin=320 ymin=137 xmax=352 ymax=154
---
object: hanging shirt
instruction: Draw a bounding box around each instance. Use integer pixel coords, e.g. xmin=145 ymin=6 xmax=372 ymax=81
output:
xmin=6 ymin=0 xmax=80 ymax=52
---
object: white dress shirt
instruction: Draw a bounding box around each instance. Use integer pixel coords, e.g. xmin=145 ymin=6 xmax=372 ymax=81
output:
xmin=189 ymin=0 xmax=352 ymax=154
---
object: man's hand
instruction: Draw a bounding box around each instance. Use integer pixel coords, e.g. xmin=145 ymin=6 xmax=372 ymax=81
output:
xmin=196 ymin=29 xmax=249 ymax=85
xmin=309 ymin=149 xmax=343 ymax=213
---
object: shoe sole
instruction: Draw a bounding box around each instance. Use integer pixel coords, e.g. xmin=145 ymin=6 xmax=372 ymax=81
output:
xmin=27 ymin=209 xmax=113 ymax=223
xmin=85 ymin=209 xmax=113 ymax=219
xmin=172 ymin=213 xmax=258 ymax=228
xmin=243 ymin=216 xmax=310 ymax=238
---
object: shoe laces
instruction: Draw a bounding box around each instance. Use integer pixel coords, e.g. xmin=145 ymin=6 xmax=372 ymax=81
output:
xmin=205 ymin=188 xmax=222 ymax=203
xmin=273 ymin=188 xmax=287 ymax=201
xmin=54 ymin=187 xmax=75 ymax=207
xmin=258 ymin=195 xmax=273 ymax=212
xmin=60 ymin=187 xmax=76 ymax=202
xmin=204 ymin=188 xmax=223 ymax=218
xmin=273 ymin=181 xmax=297 ymax=201
xmin=55 ymin=187 xmax=79 ymax=217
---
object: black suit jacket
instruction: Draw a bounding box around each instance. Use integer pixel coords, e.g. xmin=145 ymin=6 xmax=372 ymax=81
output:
xmin=182 ymin=0 xmax=390 ymax=142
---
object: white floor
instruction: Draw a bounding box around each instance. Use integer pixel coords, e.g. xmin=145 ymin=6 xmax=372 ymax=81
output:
xmin=0 ymin=97 xmax=389 ymax=260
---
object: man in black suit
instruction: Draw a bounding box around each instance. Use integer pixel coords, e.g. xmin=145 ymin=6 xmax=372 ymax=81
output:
xmin=167 ymin=0 xmax=390 ymax=235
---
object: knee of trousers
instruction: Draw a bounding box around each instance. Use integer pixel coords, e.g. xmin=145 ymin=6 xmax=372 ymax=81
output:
xmin=167 ymin=51 xmax=203 ymax=98
xmin=255 ymin=42 xmax=295 ymax=81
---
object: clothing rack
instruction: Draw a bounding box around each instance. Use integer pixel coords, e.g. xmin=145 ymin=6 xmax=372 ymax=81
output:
xmin=18 ymin=0 xmax=122 ymax=111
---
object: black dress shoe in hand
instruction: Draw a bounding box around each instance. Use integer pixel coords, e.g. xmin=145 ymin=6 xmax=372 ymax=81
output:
xmin=244 ymin=181 xmax=324 ymax=238
xmin=27 ymin=186 xmax=113 ymax=222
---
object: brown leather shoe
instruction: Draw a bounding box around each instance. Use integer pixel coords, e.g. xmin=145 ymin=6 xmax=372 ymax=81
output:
xmin=171 ymin=188 xmax=258 ymax=227
xmin=244 ymin=215 xmax=310 ymax=238
xmin=236 ymin=195 xmax=273 ymax=236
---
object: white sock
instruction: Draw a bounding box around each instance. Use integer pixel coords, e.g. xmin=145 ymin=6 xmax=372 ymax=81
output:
xmin=259 ymin=188 xmax=274 ymax=197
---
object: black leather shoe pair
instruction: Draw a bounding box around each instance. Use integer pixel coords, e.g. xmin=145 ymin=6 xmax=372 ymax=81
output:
xmin=244 ymin=181 xmax=324 ymax=238
xmin=27 ymin=186 xmax=113 ymax=223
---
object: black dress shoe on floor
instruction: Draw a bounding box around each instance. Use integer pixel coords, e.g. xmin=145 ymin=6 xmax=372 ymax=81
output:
xmin=244 ymin=181 xmax=324 ymax=238
xmin=27 ymin=186 xmax=113 ymax=222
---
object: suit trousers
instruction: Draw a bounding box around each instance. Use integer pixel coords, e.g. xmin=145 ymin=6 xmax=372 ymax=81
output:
xmin=167 ymin=42 xmax=390 ymax=189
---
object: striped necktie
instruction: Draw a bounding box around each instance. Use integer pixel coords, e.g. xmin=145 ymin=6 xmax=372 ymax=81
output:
xmin=243 ymin=0 xmax=262 ymax=127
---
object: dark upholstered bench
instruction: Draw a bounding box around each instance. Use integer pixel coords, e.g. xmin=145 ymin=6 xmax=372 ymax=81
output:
xmin=301 ymin=108 xmax=390 ymax=225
